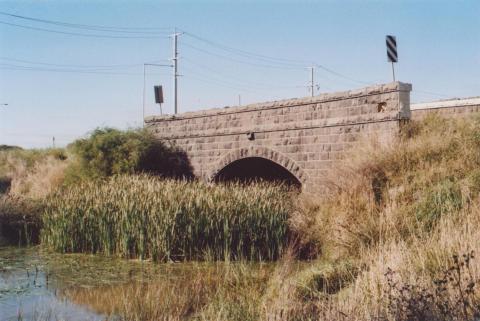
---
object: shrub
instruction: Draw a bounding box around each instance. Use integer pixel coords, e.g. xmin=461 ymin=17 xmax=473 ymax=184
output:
xmin=385 ymin=252 xmax=480 ymax=321
xmin=67 ymin=128 xmax=192 ymax=181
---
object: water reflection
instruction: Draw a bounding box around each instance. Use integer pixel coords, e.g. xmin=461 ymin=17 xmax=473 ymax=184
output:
xmin=0 ymin=246 xmax=274 ymax=320
xmin=0 ymin=247 xmax=105 ymax=320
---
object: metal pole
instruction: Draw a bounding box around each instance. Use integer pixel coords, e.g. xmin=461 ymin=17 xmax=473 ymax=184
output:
xmin=238 ymin=94 xmax=241 ymax=106
xmin=173 ymin=30 xmax=178 ymax=114
xmin=142 ymin=64 xmax=146 ymax=127
xmin=391 ymin=62 xmax=396 ymax=82
xmin=310 ymin=66 xmax=314 ymax=97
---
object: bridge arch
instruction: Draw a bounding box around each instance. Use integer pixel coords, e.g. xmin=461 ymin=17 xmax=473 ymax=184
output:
xmin=207 ymin=146 xmax=308 ymax=188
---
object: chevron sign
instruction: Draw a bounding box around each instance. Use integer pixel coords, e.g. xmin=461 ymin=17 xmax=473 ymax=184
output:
xmin=386 ymin=35 xmax=398 ymax=63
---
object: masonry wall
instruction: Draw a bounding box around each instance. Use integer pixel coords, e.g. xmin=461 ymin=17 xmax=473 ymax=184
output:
xmin=411 ymin=98 xmax=480 ymax=120
xmin=145 ymin=82 xmax=412 ymax=192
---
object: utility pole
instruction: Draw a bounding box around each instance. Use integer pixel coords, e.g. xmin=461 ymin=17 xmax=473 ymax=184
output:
xmin=142 ymin=64 xmax=146 ymax=126
xmin=172 ymin=29 xmax=180 ymax=114
xmin=308 ymin=66 xmax=316 ymax=97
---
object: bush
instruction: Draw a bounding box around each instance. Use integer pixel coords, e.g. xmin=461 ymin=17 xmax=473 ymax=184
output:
xmin=66 ymin=128 xmax=192 ymax=182
xmin=385 ymin=252 xmax=480 ymax=321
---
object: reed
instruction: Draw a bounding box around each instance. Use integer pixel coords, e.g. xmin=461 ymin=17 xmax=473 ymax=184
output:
xmin=41 ymin=175 xmax=293 ymax=261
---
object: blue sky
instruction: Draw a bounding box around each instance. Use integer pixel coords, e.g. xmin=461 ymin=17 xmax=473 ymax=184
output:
xmin=0 ymin=0 xmax=479 ymax=148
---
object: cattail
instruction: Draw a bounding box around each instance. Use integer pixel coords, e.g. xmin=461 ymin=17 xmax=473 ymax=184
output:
xmin=41 ymin=175 xmax=294 ymax=262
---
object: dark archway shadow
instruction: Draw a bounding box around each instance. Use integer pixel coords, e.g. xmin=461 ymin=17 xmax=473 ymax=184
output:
xmin=213 ymin=157 xmax=301 ymax=188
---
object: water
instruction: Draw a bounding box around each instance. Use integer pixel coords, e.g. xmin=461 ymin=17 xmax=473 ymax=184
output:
xmin=0 ymin=246 xmax=195 ymax=321
xmin=0 ymin=247 xmax=107 ymax=320
xmin=0 ymin=246 xmax=273 ymax=321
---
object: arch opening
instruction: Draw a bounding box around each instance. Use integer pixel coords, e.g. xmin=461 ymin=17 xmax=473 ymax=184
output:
xmin=213 ymin=157 xmax=301 ymax=188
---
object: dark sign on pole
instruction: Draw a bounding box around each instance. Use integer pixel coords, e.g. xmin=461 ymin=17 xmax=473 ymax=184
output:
xmin=386 ymin=35 xmax=398 ymax=63
xmin=154 ymin=85 xmax=164 ymax=104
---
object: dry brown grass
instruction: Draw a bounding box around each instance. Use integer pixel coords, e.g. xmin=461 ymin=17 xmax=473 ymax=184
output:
xmin=263 ymin=114 xmax=480 ymax=321
xmin=0 ymin=148 xmax=68 ymax=198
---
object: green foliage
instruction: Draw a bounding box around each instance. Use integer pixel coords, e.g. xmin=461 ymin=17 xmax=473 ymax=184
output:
xmin=414 ymin=179 xmax=464 ymax=229
xmin=0 ymin=145 xmax=22 ymax=151
xmin=295 ymin=260 xmax=359 ymax=299
xmin=41 ymin=175 xmax=293 ymax=262
xmin=66 ymin=128 xmax=191 ymax=182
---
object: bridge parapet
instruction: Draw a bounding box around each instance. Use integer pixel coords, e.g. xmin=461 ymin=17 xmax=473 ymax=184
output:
xmin=411 ymin=97 xmax=480 ymax=119
xmin=145 ymin=82 xmax=412 ymax=192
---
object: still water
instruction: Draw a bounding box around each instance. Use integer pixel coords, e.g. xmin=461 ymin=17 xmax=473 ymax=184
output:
xmin=0 ymin=246 xmax=218 ymax=321
xmin=0 ymin=246 xmax=106 ymax=320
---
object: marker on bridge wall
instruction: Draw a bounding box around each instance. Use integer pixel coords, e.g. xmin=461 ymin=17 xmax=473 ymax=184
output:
xmin=386 ymin=35 xmax=398 ymax=82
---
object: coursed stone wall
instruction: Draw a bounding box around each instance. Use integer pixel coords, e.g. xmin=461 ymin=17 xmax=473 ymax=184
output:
xmin=411 ymin=97 xmax=480 ymax=120
xmin=145 ymin=82 xmax=412 ymax=192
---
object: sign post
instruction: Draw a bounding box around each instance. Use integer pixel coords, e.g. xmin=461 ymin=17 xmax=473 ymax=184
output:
xmin=386 ymin=35 xmax=398 ymax=81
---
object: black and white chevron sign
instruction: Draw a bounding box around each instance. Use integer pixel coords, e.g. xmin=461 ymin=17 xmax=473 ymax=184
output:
xmin=386 ymin=35 xmax=398 ymax=63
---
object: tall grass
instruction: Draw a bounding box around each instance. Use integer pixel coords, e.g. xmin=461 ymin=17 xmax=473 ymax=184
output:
xmin=0 ymin=147 xmax=68 ymax=198
xmin=263 ymin=114 xmax=480 ymax=320
xmin=41 ymin=175 xmax=293 ymax=261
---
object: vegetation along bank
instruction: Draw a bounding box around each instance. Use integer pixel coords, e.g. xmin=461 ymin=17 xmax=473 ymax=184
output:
xmin=2 ymin=114 xmax=480 ymax=320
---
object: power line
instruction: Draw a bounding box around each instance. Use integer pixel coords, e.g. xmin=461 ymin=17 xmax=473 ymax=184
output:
xmin=0 ymin=57 xmax=167 ymax=70
xmin=182 ymin=30 xmax=310 ymax=67
xmin=182 ymin=57 xmax=304 ymax=89
xmin=0 ymin=20 xmax=169 ymax=39
xmin=181 ymin=41 xmax=305 ymax=70
xmin=0 ymin=11 xmax=171 ymax=33
xmin=180 ymin=34 xmax=375 ymax=87
xmin=314 ymin=64 xmax=373 ymax=86
xmin=0 ymin=63 xmax=169 ymax=75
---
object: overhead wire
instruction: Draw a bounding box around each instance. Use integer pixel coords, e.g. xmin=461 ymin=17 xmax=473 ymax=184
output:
xmin=0 ymin=11 xmax=389 ymax=98
xmin=0 ymin=57 xmax=168 ymax=70
xmin=0 ymin=20 xmax=169 ymax=39
xmin=182 ymin=57 xmax=304 ymax=90
xmin=0 ymin=11 xmax=171 ymax=34
xmin=0 ymin=63 xmax=169 ymax=75
xmin=181 ymin=41 xmax=305 ymax=70
xmin=181 ymin=32 xmax=376 ymax=87
xmin=181 ymin=30 xmax=311 ymax=67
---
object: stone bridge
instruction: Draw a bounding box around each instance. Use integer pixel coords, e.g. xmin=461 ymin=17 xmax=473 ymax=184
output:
xmin=145 ymin=82 xmax=412 ymax=192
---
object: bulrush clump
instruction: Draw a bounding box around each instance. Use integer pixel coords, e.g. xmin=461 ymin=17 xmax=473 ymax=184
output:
xmin=41 ymin=175 xmax=294 ymax=262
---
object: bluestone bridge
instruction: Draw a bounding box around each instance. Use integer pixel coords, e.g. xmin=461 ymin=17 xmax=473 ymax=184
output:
xmin=145 ymin=82 xmax=412 ymax=192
